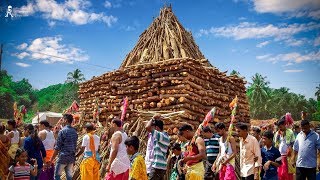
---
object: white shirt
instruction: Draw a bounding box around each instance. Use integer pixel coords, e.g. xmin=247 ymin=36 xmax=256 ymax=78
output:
xmin=239 ymin=134 xmax=262 ymax=178
xmin=41 ymin=129 xmax=56 ymax=150
xmin=11 ymin=130 xmax=19 ymax=144
xmin=110 ymin=131 xmax=130 ymax=175
xmin=219 ymin=137 xmax=234 ymax=167
xmin=279 ymin=136 xmax=288 ymax=155
xmin=81 ymin=134 xmax=100 ymax=152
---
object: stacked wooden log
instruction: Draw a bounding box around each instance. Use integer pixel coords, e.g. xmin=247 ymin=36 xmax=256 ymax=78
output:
xmin=75 ymin=6 xmax=250 ymax=179
xmin=120 ymin=6 xmax=208 ymax=68
xmin=79 ymin=57 xmax=250 ymax=129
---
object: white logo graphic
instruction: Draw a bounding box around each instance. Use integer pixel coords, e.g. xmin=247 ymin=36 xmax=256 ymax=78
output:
xmin=5 ymin=5 xmax=14 ymax=18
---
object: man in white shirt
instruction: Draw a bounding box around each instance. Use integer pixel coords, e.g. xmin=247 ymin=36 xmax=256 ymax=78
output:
xmin=76 ymin=123 xmax=101 ymax=179
xmin=236 ymin=122 xmax=262 ymax=180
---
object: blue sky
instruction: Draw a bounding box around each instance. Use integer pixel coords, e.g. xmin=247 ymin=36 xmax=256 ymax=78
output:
xmin=0 ymin=0 xmax=319 ymax=99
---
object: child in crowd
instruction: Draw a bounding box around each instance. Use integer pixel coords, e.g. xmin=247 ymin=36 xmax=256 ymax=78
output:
xmin=124 ymin=136 xmax=148 ymax=180
xmin=261 ymin=131 xmax=282 ymax=180
xmin=169 ymin=142 xmax=185 ymax=180
xmin=8 ymin=148 xmax=38 ymax=180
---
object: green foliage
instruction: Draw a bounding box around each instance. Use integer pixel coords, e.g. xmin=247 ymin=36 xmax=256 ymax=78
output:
xmin=316 ymin=84 xmax=320 ymax=101
xmin=313 ymin=101 xmax=320 ymax=121
xmin=230 ymin=70 xmax=240 ymax=77
xmin=0 ymin=87 xmax=14 ymax=119
xmin=65 ymin=69 xmax=85 ymax=84
xmin=35 ymin=83 xmax=79 ymax=112
xmin=247 ymin=73 xmax=318 ymax=120
xmin=247 ymin=73 xmax=270 ymax=118
xmin=0 ymin=70 xmax=80 ymax=122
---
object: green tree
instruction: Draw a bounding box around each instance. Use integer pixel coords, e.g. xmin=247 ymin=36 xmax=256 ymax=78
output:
xmin=315 ymin=84 xmax=320 ymax=101
xmin=66 ymin=69 xmax=85 ymax=85
xmin=247 ymin=73 xmax=270 ymax=118
xmin=230 ymin=70 xmax=240 ymax=76
xmin=0 ymin=88 xmax=14 ymax=118
xmin=313 ymin=101 xmax=320 ymax=121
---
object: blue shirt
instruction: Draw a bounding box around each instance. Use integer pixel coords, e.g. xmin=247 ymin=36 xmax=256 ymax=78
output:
xmin=260 ymin=146 xmax=282 ymax=179
xmin=24 ymin=136 xmax=46 ymax=169
xmin=54 ymin=125 xmax=78 ymax=164
xmin=293 ymin=130 xmax=320 ymax=168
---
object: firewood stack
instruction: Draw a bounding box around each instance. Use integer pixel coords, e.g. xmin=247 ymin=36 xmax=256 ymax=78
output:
xmin=79 ymin=6 xmax=249 ymax=128
xmin=70 ymin=6 xmax=250 ymax=179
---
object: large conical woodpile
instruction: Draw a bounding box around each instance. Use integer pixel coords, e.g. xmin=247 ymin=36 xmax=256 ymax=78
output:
xmin=75 ymin=6 xmax=249 ymax=179
xmin=79 ymin=6 xmax=249 ymax=127
xmin=120 ymin=7 xmax=208 ymax=67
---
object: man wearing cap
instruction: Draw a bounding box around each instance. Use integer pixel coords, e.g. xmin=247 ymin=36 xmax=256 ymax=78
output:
xmin=146 ymin=114 xmax=170 ymax=180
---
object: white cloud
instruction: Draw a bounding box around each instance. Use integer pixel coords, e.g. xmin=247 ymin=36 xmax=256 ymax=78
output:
xmin=256 ymin=40 xmax=270 ymax=48
xmin=253 ymin=0 xmax=320 ymax=19
xmin=15 ymin=52 xmax=30 ymax=59
xmin=14 ymin=36 xmax=89 ymax=64
xmin=198 ymin=22 xmax=320 ymax=40
xmin=48 ymin=21 xmax=56 ymax=27
xmin=17 ymin=43 xmax=28 ymax=50
xmin=256 ymin=54 xmax=272 ymax=60
xmin=260 ymin=51 xmax=320 ymax=64
xmin=14 ymin=3 xmax=36 ymax=16
xmin=120 ymin=25 xmax=136 ymax=31
xmin=284 ymin=69 xmax=304 ymax=73
xmin=308 ymin=9 xmax=320 ymax=19
xmin=238 ymin=17 xmax=247 ymax=21
xmin=283 ymin=62 xmax=294 ymax=66
xmin=14 ymin=0 xmax=117 ymax=27
xmin=285 ymin=38 xmax=306 ymax=46
xmin=104 ymin=1 xmax=112 ymax=8
xmin=314 ymin=36 xmax=320 ymax=46
xmin=16 ymin=62 xmax=31 ymax=67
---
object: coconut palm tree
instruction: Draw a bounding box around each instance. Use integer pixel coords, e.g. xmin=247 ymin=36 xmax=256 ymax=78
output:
xmin=247 ymin=73 xmax=270 ymax=118
xmin=66 ymin=69 xmax=85 ymax=84
xmin=315 ymin=84 xmax=320 ymax=100
xmin=230 ymin=70 xmax=240 ymax=77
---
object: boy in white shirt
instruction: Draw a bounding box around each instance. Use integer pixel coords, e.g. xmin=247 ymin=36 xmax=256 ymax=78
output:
xmin=76 ymin=123 xmax=101 ymax=180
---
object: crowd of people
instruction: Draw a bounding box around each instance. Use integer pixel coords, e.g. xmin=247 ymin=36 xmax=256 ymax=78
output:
xmin=0 ymin=113 xmax=320 ymax=180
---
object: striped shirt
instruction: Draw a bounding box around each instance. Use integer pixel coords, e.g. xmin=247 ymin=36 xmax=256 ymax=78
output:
xmin=204 ymin=134 xmax=220 ymax=162
xmin=151 ymin=130 xmax=170 ymax=170
xmin=9 ymin=163 xmax=34 ymax=180
xmin=54 ymin=125 xmax=78 ymax=164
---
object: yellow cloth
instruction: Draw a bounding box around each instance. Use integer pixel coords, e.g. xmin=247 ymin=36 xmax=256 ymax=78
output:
xmin=287 ymin=156 xmax=296 ymax=174
xmin=186 ymin=161 xmax=205 ymax=180
xmin=130 ymin=154 xmax=148 ymax=180
xmin=80 ymin=132 xmax=100 ymax=180
xmin=80 ymin=157 xmax=100 ymax=180
xmin=8 ymin=143 xmax=19 ymax=159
